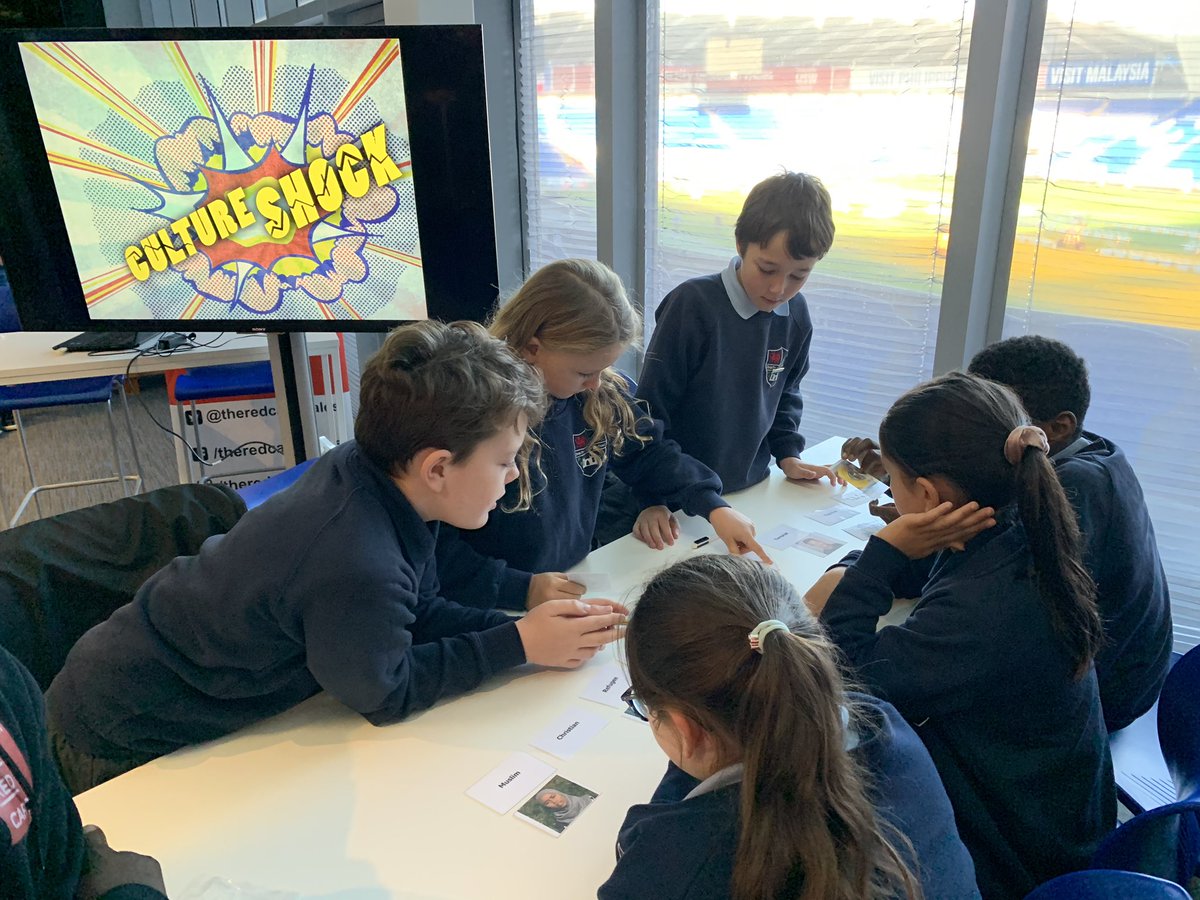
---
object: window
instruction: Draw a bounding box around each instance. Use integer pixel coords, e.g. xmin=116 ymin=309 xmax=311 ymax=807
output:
xmin=519 ymin=0 xmax=597 ymax=271
xmin=1005 ymin=1 xmax=1200 ymax=650
xmin=648 ymin=2 xmax=974 ymax=442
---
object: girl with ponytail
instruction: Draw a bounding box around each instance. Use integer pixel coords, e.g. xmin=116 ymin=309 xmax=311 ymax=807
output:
xmin=599 ymin=554 xmax=979 ymax=900
xmin=820 ymin=371 xmax=1114 ymax=900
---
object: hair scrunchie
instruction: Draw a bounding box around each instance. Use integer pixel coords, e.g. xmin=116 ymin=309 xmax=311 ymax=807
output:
xmin=1003 ymin=425 xmax=1049 ymax=466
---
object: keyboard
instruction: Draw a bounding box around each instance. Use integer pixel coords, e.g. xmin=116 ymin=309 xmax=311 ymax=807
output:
xmin=52 ymin=331 xmax=157 ymax=352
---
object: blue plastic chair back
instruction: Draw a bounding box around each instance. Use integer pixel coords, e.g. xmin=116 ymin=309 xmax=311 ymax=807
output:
xmin=1023 ymin=870 xmax=1190 ymax=899
xmin=1091 ymin=800 xmax=1200 ymax=887
xmin=174 ymin=361 xmax=275 ymax=402
xmin=1158 ymin=644 xmax=1200 ymax=803
xmin=235 ymin=458 xmax=317 ymax=510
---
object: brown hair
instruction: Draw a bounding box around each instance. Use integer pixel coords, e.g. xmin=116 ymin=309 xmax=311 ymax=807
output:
xmin=626 ymin=555 xmax=921 ymax=900
xmin=879 ymin=371 xmax=1101 ymax=676
xmin=735 ymin=171 xmax=835 ymax=260
xmin=354 ymin=320 xmax=546 ymax=507
xmin=489 ymin=258 xmax=646 ymax=458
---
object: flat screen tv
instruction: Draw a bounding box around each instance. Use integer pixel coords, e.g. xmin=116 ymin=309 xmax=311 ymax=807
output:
xmin=0 ymin=25 xmax=498 ymax=332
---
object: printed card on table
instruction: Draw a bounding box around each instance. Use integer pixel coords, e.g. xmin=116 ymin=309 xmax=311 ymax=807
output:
xmin=761 ymin=523 xmax=804 ymax=550
xmin=791 ymin=532 xmax=848 ymax=558
xmin=805 ymin=505 xmax=858 ymax=526
xmin=835 ymin=486 xmax=871 ymax=507
xmin=567 ymin=571 xmax=613 ymax=596
xmin=467 ymin=752 xmax=556 ymax=815
xmin=844 ymin=519 xmax=884 ymax=541
xmin=580 ymin=662 xmax=631 ymax=711
xmin=531 ymin=706 xmax=609 ymax=759
xmin=515 ymin=775 xmax=599 ymax=837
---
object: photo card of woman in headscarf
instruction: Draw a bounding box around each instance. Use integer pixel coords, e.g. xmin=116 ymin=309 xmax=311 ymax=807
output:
xmin=515 ymin=775 xmax=599 ymax=836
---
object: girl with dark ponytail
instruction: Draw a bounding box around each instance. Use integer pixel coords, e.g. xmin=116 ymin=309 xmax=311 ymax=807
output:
xmin=820 ymin=371 xmax=1114 ymax=900
xmin=598 ymin=554 xmax=980 ymax=900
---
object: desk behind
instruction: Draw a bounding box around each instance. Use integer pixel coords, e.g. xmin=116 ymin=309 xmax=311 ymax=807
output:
xmin=73 ymin=437 xmax=886 ymax=899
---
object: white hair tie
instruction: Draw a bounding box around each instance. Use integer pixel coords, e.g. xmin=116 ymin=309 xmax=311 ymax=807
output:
xmin=748 ymin=619 xmax=790 ymax=654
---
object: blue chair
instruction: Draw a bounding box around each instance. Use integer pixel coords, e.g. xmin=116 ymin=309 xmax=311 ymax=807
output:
xmin=173 ymin=361 xmax=278 ymax=483
xmin=1111 ymin=652 xmax=1184 ymax=814
xmin=0 ymin=375 xmax=144 ymax=528
xmin=235 ymin=458 xmax=316 ymax=510
xmin=1091 ymin=645 xmax=1200 ymax=887
xmin=1023 ymin=870 xmax=1190 ymax=899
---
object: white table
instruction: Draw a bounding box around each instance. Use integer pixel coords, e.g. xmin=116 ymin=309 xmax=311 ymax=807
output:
xmin=74 ymin=437 xmax=882 ymax=899
xmin=0 ymin=332 xmax=281 ymax=387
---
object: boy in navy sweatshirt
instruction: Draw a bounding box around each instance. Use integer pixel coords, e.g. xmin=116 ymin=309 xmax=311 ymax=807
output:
xmin=633 ymin=172 xmax=838 ymax=542
xmin=968 ymin=334 xmax=1173 ymax=731
xmin=45 ymin=322 xmax=626 ymax=795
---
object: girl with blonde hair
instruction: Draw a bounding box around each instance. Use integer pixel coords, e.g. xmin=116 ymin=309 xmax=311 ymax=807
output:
xmin=436 ymin=258 xmax=766 ymax=610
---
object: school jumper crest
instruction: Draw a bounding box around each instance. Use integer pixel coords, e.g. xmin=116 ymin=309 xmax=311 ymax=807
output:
xmin=573 ymin=430 xmax=608 ymax=476
xmin=765 ymin=348 xmax=788 ymax=386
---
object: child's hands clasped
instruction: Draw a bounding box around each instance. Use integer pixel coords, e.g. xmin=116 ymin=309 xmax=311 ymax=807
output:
xmin=708 ymin=507 xmax=773 ymax=564
xmin=779 ymin=457 xmax=841 ymax=485
xmin=876 ymin=501 xmax=996 ymax=559
xmin=515 ymin=598 xmax=628 ymax=668
xmin=633 ymin=505 xmax=680 ymax=550
xmin=76 ymin=825 xmax=166 ymax=900
xmin=526 ymin=572 xmax=586 ymax=609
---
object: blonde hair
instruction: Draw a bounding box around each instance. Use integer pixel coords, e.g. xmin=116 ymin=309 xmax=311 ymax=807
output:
xmin=489 ymin=259 xmax=647 ymax=458
xmin=355 ymin=320 xmax=546 ymax=509
xmin=627 ymin=555 xmax=921 ymax=900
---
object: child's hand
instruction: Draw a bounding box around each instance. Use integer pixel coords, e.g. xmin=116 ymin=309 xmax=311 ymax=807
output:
xmin=514 ymin=599 xmax=628 ymax=668
xmin=876 ymin=501 xmax=996 ymax=559
xmin=779 ymin=457 xmax=842 ymax=485
xmin=868 ymin=499 xmax=900 ymax=524
xmin=633 ymin=505 xmax=679 ymax=550
xmin=708 ymin=507 xmax=774 ymax=565
xmin=76 ymin=825 xmax=166 ymax=900
xmin=526 ymin=572 xmax=585 ymax=609
xmin=840 ymin=437 xmax=888 ymax=481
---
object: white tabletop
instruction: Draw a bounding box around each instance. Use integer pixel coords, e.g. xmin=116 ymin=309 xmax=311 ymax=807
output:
xmin=0 ymin=332 xmax=338 ymax=386
xmin=74 ymin=436 xmax=882 ymax=900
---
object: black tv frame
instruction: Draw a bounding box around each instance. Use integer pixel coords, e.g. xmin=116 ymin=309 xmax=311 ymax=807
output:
xmin=0 ymin=24 xmax=499 ymax=333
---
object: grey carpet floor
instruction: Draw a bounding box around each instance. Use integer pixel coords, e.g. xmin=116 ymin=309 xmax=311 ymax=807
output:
xmin=0 ymin=376 xmax=185 ymax=527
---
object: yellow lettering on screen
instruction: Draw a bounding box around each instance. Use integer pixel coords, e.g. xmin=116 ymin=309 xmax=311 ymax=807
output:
xmin=336 ymin=145 xmax=370 ymax=198
xmin=278 ymin=169 xmax=320 ymax=230
xmin=308 ymin=157 xmax=343 ymax=213
xmin=254 ymin=185 xmax=291 ymax=240
xmin=227 ymin=188 xmax=256 ymax=229
xmin=142 ymin=233 xmax=168 ymax=273
xmin=360 ymin=124 xmax=402 ymax=187
xmin=208 ymin=200 xmax=240 ymax=240
xmin=125 ymin=245 xmax=149 ymax=281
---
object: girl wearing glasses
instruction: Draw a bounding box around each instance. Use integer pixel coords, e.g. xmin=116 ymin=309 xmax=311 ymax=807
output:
xmin=600 ymin=554 xmax=979 ymax=900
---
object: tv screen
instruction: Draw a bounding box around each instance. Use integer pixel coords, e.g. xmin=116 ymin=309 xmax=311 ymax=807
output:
xmin=0 ymin=25 xmax=498 ymax=332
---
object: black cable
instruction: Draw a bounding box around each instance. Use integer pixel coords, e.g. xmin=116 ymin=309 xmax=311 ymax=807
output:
xmin=119 ymin=334 xmax=285 ymax=471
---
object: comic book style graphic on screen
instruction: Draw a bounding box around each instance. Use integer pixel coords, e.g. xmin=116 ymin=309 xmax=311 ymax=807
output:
xmin=18 ymin=38 xmax=425 ymax=323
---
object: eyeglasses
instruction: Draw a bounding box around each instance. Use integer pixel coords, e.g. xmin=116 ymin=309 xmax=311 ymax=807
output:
xmin=621 ymin=686 xmax=651 ymax=722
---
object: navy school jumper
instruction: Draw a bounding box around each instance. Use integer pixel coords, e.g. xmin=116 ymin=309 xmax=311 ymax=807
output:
xmin=44 ymin=441 xmax=526 ymax=762
xmin=436 ymin=383 xmax=726 ymax=611
xmin=598 ymin=693 xmax=981 ymax=900
xmin=1054 ymin=431 xmax=1173 ymax=732
xmin=0 ymin=646 xmax=165 ymax=900
xmin=636 ymin=262 xmax=812 ymax=495
xmin=820 ymin=518 xmax=1115 ymax=900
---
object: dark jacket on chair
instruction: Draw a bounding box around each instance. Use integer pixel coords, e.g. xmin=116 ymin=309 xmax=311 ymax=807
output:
xmin=0 ymin=483 xmax=246 ymax=688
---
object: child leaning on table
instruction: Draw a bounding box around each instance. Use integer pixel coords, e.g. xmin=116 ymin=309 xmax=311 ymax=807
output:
xmin=631 ymin=172 xmax=841 ymax=550
xmin=599 ymin=554 xmax=980 ymax=900
xmin=818 ymin=372 xmax=1114 ymax=899
xmin=434 ymin=258 xmax=769 ymax=613
xmin=45 ymin=321 xmax=626 ymax=796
